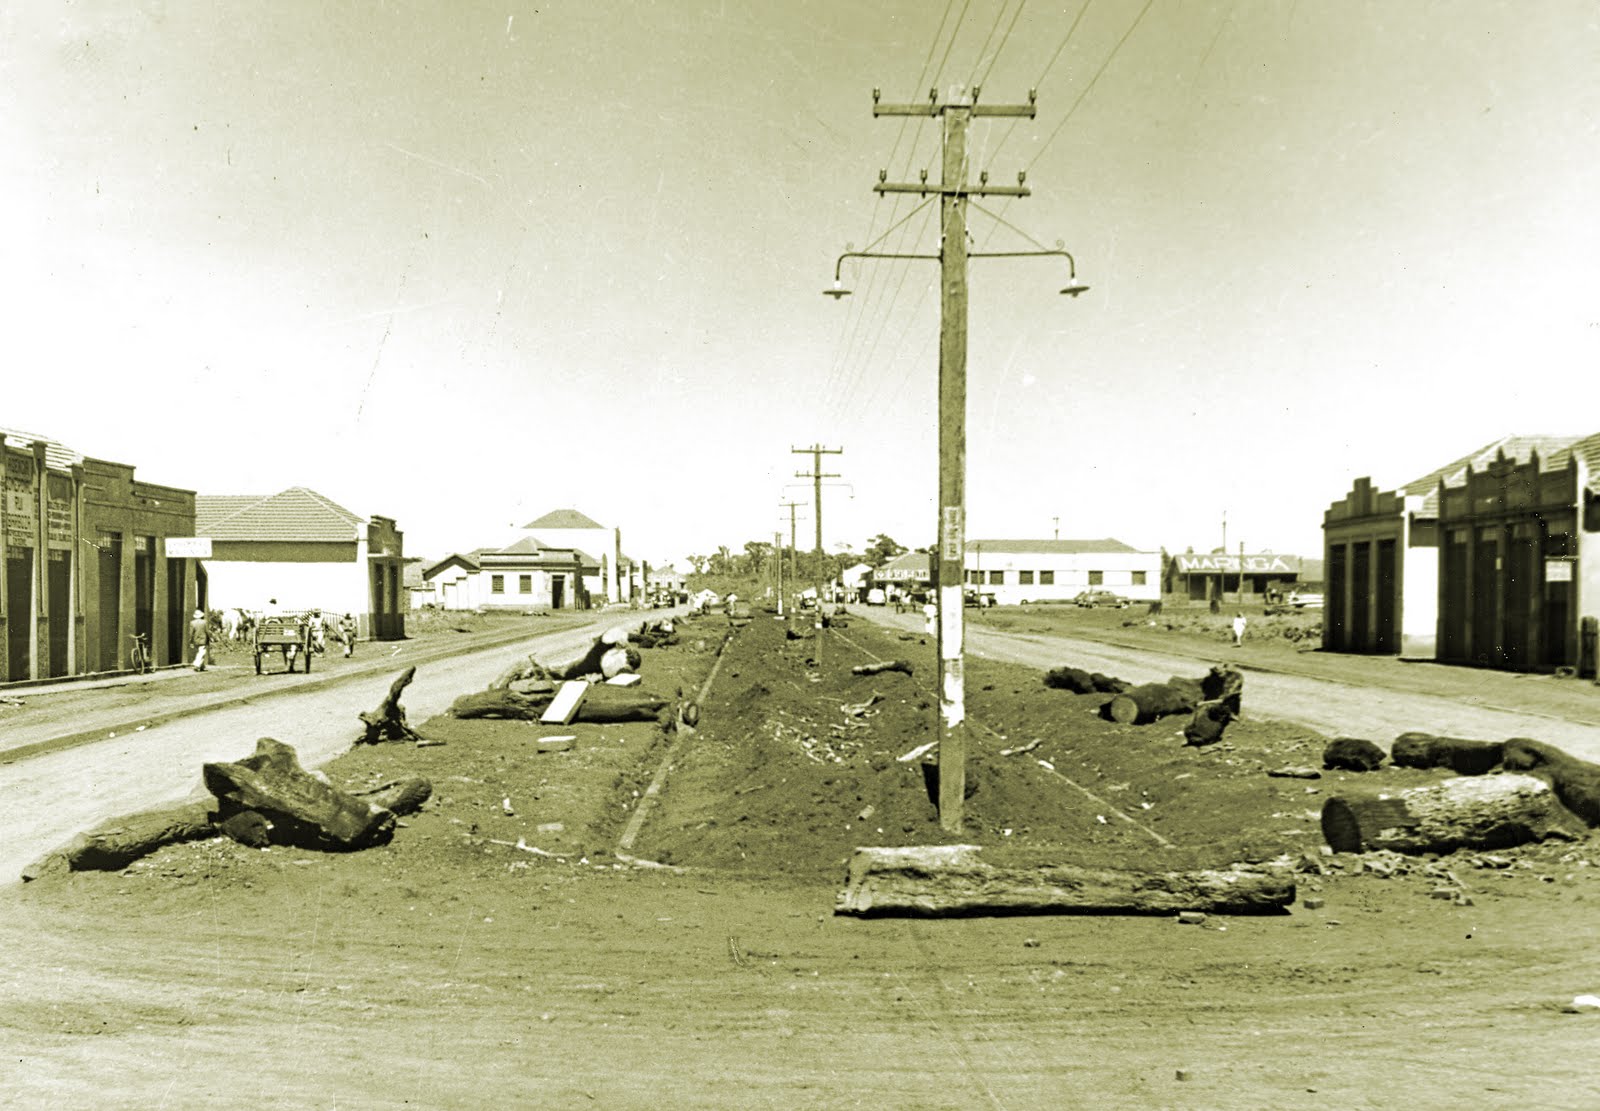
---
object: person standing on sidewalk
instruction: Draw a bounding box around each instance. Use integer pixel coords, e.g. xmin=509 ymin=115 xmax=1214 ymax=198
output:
xmin=189 ymin=609 xmax=213 ymax=671
xmin=338 ymin=613 xmax=357 ymax=658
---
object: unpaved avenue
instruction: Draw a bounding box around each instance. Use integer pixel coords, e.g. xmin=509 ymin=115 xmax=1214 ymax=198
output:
xmin=859 ymin=608 xmax=1600 ymax=761
xmin=0 ymin=615 xmax=651 ymax=886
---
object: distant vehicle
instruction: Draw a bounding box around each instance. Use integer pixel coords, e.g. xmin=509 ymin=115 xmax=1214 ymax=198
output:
xmin=1073 ymin=589 xmax=1130 ymax=609
xmin=963 ymin=588 xmax=996 ymax=608
xmin=1287 ymin=591 xmax=1324 ymax=609
xmin=865 ymin=588 xmax=887 ymax=606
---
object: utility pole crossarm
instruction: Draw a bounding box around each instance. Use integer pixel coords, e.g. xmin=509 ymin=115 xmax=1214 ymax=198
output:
xmin=873 ymin=104 xmax=1037 ymax=119
xmin=874 ymin=182 xmax=1030 ymax=197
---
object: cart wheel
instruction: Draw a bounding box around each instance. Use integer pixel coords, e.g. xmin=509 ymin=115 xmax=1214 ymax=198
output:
xmin=254 ymin=650 xmax=262 ymax=675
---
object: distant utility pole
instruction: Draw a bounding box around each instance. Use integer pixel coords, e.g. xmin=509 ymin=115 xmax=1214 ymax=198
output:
xmin=779 ymin=500 xmax=804 ymax=587
xmin=774 ymin=530 xmax=784 ymax=616
xmin=792 ymin=443 xmax=842 ymax=589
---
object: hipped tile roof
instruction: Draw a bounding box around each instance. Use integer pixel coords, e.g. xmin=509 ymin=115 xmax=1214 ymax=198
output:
xmin=969 ymin=538 xmax=1141 ymax=555
xmin=520 ymin=508 xmax=606 ymax=530
xmin=196 ymin=487 xmax=366 ymax=542
xmin=1402 ymin=433 xmax=1600 ymax=515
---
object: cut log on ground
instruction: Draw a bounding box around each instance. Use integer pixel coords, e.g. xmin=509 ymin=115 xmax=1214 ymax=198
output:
xmin=1390 ymin=732 xmax=1505 ymax=776
xmin=21 ymin=800 xmax=218 ymax=879
xmin=204 ymin=738 xmax=395 ymax=851
xmin=1502 ymin=738 xmax=1600 ymax=826
xmin=1200 ymin=666 xmax=1243 ymax=714
xmin=450 ymin=688 xmax=547 ymax=720
xmin=1319 ymin=773 xmax=1583 ymax=855
xmin=488 ymin=654 xmax=552 ymax=692
xmin=836 ymin=845 xmax=1295 ymax=917
xmin=357 ymin=667 xmax=423 ymax=744
xmin=537 ymin=626 xmax=636 ymax=680
xmin=1323 ymin=737 xmax=1386 ymax=771
xmin=852 ymin=659 xmax=913 ymax=677
xmin=1044 ymin=667 xmax=1128 ymax=695
xmin=575 ymin=685 xmax=668 ymax=722
xmin=1184 ymin=701 xmax=1235 ymax=747
xmin=1104 ymin=676 xmax=1205 ymax=725
xmin=353 ymin=778 xmax=434 ymax=816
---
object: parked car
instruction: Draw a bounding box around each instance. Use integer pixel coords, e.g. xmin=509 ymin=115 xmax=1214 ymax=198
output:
xmin=1287 ymin=591 xmax=1324 ymax=609
xmin=865 ymin=588 xmax=887 ymax=606
xmin=963 ymin=589 xmax=996 ymax=608
xmin=1072 ymin=589 xmax=1130 ymax=609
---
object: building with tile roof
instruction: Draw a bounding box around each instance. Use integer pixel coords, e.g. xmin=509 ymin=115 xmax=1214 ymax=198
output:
xmin=195 ymin=487 xmax=406 ymax=639
xmin=515 ymin=508 xmax=634 ymax=604
xmin=1324 ymin=433 xmax=1600 ymax=670
xmin=966 ymin=539 xmax=1162 ymax=605
xmin=2 ymin=429 xmax=200 ymax=681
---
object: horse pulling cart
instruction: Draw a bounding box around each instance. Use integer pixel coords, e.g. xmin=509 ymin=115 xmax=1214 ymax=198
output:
xmin=253 ymin=617 xmax=313 ymax=674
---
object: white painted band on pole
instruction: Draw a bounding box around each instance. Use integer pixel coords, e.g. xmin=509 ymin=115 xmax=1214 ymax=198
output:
xmin=938 ymin=585 xmax=963 ymax=656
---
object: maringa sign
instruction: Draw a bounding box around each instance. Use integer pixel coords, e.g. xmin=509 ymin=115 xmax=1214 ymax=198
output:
xmin=1176 ymin=554 xmax=1300 ymax=575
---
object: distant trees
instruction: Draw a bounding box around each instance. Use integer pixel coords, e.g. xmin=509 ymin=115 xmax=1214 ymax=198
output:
xmin=864 ymin=534 xmax=906 ymax=567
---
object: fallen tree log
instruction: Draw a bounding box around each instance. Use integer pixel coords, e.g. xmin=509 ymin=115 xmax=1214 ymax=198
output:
xmin=835 ymin=845 xmax=1295 ymax=917
xmin=1200 ymin=666 xmax=1243 ymax=714
xmin=1390 ymin=732 xmax=1505 ymax=776
xmin=21 ymin=801 xmax=218 ymax=879
xmin=852 ymin=659 xmax=912 ymax=677
xmin=1043 ymin=666 xmax=1128 ymax=695
xmin=1104 ymin=676 xmax=1205 ymax=725
xmin=450 ymin=688 xmax=546 ymax=719
xmin=1323 ymin=737 xmax=1386 ymax=771
xmin=1319 ymin=773 xmax=1583 ymax=854
xmin=537 ymin=626 xmax=637 ymax=680
xmin=1183 ymin=701 xmax=1235 ymax=747
xmin=1502 ymin=738 xmax=1600 ymax=825
xmin=448 ymin=682 xmax=667 ymax=723
xmin=357 ymin=667 xmax=423 ymax=743
xmin=204 ymin=738 xmax=395 ymax=851
xmin=353 ymin=777 xmax=434 ymax=816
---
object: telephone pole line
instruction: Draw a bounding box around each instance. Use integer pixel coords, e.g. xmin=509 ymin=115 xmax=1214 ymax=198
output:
xmin=778 ymin=499 xmax=804 ymax=596
xmin=792 ymin=443 xmax=842 ymax=588
xmin=827 ymin=85 xmax=1088 ymax=833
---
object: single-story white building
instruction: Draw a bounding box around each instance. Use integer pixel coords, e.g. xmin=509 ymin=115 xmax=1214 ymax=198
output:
xmin=965 ymin=539 xmax=1161 ymax=605
xmin=518 ymin=508 xmax=634 ymax=604
xmin=477 ymin=538 xmax=597 ymax=610
xmin=196 ymin=486 xmax=407 ymax=639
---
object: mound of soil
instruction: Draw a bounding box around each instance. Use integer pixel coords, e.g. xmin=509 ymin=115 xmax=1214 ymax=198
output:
xmin=633 ymin=614 xmax=1355 ymax=877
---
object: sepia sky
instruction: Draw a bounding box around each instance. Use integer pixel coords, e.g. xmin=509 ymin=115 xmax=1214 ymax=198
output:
xmin=4 ymin=1 xmax=1597 ymax=566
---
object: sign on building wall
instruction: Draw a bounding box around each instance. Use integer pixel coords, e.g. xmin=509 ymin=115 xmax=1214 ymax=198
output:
xmin=46 ymin=473 xmax=73 ymax=551
xmin=3 ymin=454 xmax=36 ymax=548
xmin=1546 ymin=559 xmax=1574 ymax=583
xmin=165 ymin=537 xmax=213 ymax=558
xmin=1175 ymin=554 xmax=1301 ymax=575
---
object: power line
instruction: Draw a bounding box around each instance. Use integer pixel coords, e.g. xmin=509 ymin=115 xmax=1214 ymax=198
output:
xmin=1024 ymin=0 xmax=1155 ymax=173
xmin=972 ymin=0 xmax=1030 ymax=91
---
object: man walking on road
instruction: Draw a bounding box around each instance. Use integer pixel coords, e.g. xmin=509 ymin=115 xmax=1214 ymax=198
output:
xmin=1231 ymin=612 xmax=1247 ymax=647
xmin=189 ymin=609 xmax=212 ymax=671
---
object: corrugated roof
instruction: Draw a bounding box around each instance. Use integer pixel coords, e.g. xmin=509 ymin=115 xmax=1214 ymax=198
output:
xmin=1402 ymin=434 xmax=1600 ymax=515
xmin=0 ymin=427 xmax=85 ymax=471
xmin=521 ymin=508 xmax=605 ymax=530
xmin=969 ymin=538 xmax=1141 ymax=555
xmin=197 ymin=487 xmax=365 ymax=542
xmin=879 ymin=550 xmax=932 ymax=572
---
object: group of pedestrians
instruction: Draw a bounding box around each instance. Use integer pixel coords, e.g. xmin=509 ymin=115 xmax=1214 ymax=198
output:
xmin=186 ymin=603 xmax=360 ymax=672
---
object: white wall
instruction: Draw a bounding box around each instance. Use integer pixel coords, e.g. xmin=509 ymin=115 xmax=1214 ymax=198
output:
xmin=966 ymin=549 xmax=1163 ymax=605
xmin=203 ymin=561 xmax=368 ymax=619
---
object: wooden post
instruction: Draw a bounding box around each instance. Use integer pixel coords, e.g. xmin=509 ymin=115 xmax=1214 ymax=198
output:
xmin=936 ymin=102 xmax=971 ymax=833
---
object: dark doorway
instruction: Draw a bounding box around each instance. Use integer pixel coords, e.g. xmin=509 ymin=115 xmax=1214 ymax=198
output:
xmin=1326 ymin=544 xmax=1347 ymax=652
xmin=1350 ymin=542 xmax=1371 ymax=651
xmin=47 ymin=549 xmax=71 ymax=677
xmin=552 ymin=575 xmax=565 ymax=610
xmin=1441 ymin=529 xmax=1469 ymax=661
xmin=6 ymin=549 xmax=33 ymax=681
xmin=1375 ymin=539 xmax=1398 ymax=654
xmin=166 ymin=558 xmax=187 ymax=666
xmin=1471 ymin=527 xmax=1501 ymax=667
xmin=134 ymin=537 xmax=155 ymax=652
xmin=98 ymin=533 xmax=122 ymax=672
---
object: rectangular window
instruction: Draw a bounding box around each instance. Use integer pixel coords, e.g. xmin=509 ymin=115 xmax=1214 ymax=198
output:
xmin=491 ymin=574 xmax=505 ymax=594
xmin=1088 ymin=570 xmax=1104 ymax=585
xmin=1019 ymin=570 xmax=1034 ymax=585
xmin=966 ymin=570 xmax=980 ymax=585
xmin=519 ymin=575 xmax=533 ymax=594
xmin=988 ymin=570 xmax=1004 ymax=585
xmin=1131 ymin=571 xmax=1147 ymax=586
xmin=1039 ymin=570 xmax=1054 ymax=585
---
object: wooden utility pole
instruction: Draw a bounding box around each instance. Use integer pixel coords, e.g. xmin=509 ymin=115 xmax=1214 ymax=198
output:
xmin=873 ymin=87 xmax=1037 ymax=833
xmin=792 ymin=444 xmax=842 ymax=598
xmin=774 ymin=530 xmax=784 ymax=616
xmin=779 ymin=499 xmax=804 ymax=595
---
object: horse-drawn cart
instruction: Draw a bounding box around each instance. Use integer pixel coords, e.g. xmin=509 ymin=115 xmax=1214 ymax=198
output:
xmin=253 ymin=616 xmax=313 ymax=674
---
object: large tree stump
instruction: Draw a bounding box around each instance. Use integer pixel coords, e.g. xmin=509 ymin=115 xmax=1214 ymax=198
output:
xmin=835 ymin=845 xmax=1295 ymax=917
xmin=1502 ymin=738 xmax=1600 ymax=825
xmin=21 ymin=801 xmax=219 ymax=879
xmin=1104 ymin=676 xmax=1205 ymax=725
xmin=1200 ymin=665 xmax=1243 ymax=714
xmin=1319 ymin=773 xmax=1583 ymax=855
xmin=1323 ymin=737 xmax=1386 ymax=771
xmin=1390 ymin=732 xmax=1505 ymax=776
xmin=357 ymin=667 xmax=423 ymax=744
xmin=538 ymin=626 xmax=637 ymax=680
xmin=203 ymin=738 xmax=395 ymax=851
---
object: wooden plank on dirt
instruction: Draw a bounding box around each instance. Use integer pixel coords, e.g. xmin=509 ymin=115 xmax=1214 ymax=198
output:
xmin=541 ymin=680 xmax=590 ymax=724
xmin=835 ymin=844 xmax=1295 ymax=917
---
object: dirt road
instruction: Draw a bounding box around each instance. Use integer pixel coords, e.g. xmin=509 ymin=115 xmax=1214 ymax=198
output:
xmin=859 ymin=608 xmax=1600 ymax=760
xmin=0 ymin=614 xmax=655 ymax=886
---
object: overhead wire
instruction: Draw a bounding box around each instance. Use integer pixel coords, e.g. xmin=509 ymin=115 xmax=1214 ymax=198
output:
xmin=819 ymin=0 xmax=963 ymax=407
xmin=1024 ymin=0 xmax=1155 ymax=174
